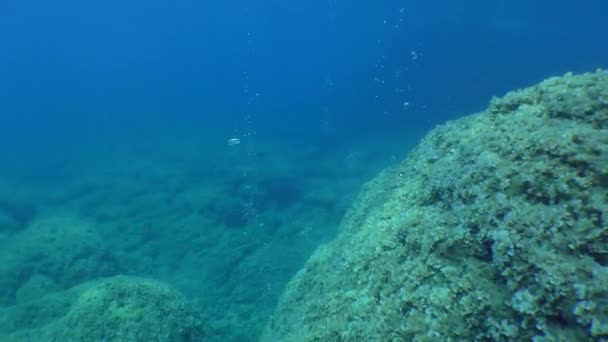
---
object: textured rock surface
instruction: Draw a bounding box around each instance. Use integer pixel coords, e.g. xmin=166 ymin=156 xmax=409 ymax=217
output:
xmin=0 ymin=215 xmax=120 ymax=306
xmin=50 ymin=276 xmax=206 ymax=341
xmin=0 ymin=280 xmax=93 ymax=340
xmin=3 ymin=276 xmax=207 ymax=341
xmin=262 ymin=70 xmax=608 ymax=341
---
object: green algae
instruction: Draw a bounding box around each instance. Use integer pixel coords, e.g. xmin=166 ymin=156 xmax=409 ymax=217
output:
xmin=0 ymin=216 xmax=120 ymax=306
xmin=2 ymin=276 xmax=207 ymax=341
xmin=0 ymin=140 xmax=379 ymax=341
xmin=262 ymin=70 xmax=608 ymax=341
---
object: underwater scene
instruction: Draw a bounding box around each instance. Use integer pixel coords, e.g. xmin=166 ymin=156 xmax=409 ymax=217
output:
xmin=1 ymin=1 xmax=607 ymax=341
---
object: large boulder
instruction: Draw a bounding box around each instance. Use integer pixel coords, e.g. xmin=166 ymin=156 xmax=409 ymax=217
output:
xmin=262 ymin=70 xmax=608 ymax=341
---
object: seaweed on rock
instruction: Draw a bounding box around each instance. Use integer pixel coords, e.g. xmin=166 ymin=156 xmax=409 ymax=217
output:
xmin=262 ymin=70 xmax=608 ymax=341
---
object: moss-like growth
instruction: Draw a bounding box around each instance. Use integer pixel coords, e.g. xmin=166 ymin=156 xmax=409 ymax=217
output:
xmin=0 ymin=280 xmax=93 ymax=339
xmin=49 ymin=276 xmax=206 ymax=341
xmin=262 ymin=70 xmax=608 ymax=341
xmin=0 ymin=215 xmax=120 ymax=305
xmin=2 ymin=276 xmax=206 ymax=341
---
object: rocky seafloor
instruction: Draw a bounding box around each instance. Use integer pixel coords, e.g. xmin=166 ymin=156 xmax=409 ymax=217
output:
xmin=0 ymin=70 xmax=606 ymax=341
xmin=0 ymin=135 xmax=403 ymax=341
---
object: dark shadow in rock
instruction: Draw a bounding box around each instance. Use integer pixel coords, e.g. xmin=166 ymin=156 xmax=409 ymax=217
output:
xmin=0 ymin=199 xmax=37 ymax=230
xmin=219 ymin=204 xmax=249 ymax=229
xmin=205 ymin=200 xmax=249 ymax=229
xmin=255 ymin=178 xmax=302 ymax=210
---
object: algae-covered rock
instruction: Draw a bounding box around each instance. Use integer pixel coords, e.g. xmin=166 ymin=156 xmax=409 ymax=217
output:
xmin=0 ymin=280 xmax=94 ymax=340
xmin=262 ymin=70 xmax=608 ymax=341
xmin=48 ymin=276 xmax=207 ymax=341
xmin=1 ymin=276 xmax=207 ymax=342
xmin=0 ymin=215 xmax=120 ymax=305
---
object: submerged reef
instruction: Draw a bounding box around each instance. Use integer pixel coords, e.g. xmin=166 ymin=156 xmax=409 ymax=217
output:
xmin=0 ymin=216 xmax=207 ymax=341
xmin=0 ymin=216 xmax=120 ymax=306
xmin=1 ymin=276 xmax=206 ymax=341
xmin=262 ymin=70 xmax=608 ymax=341
xmin=49 ymin=276 xmax=206 ymax=341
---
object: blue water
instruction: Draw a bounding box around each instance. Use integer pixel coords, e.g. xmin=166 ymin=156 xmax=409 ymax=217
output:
xmin=0 ymin=1 xmax=607 ymax=341
xmin=3 ymin=1 xmax=607 ymax=150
